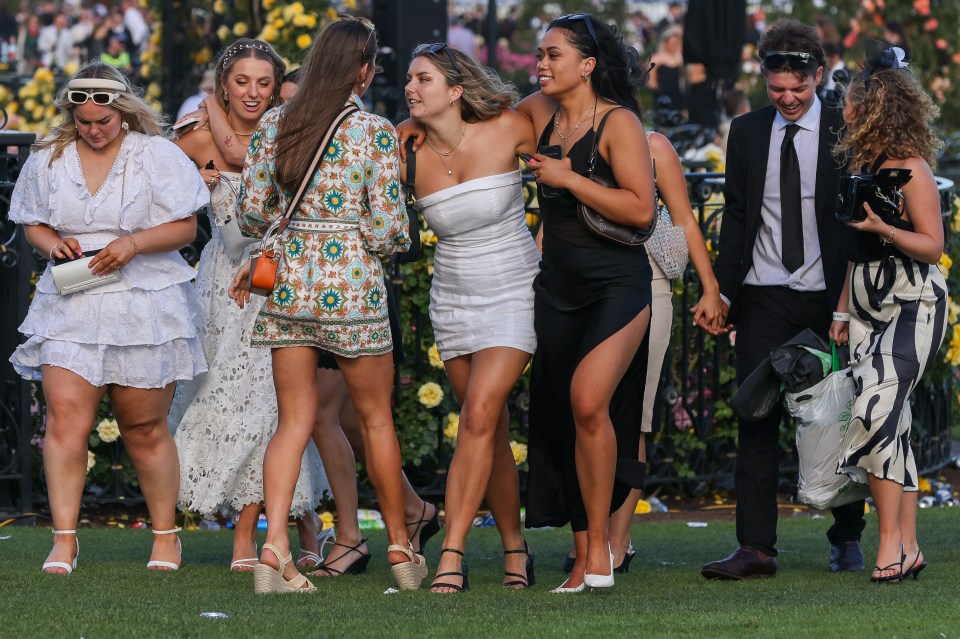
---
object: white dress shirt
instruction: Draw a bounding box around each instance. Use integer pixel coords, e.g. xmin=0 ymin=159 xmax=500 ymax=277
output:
xmin=744 ymin=97 xmax=826 ymax=292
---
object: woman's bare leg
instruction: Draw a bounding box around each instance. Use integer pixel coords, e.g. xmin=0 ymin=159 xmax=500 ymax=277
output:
xmin=258 ymin=346 xmax=320 ymax=587
xmin=39 ymin=366 xmax=105 ymax=572
xmin=430 ymin=347 xmax=529 ymax=592
xmin=110 ymin=382 xmax=180 ymax=568
xmin=570 ymin=308 xmax=650 ymax=582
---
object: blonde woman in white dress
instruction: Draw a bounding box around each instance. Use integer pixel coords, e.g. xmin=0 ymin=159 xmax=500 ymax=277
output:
xmin=9 ymin=61 xmax=208 ymax=573
xmin=402 ymin=44 xmax=539 ymax=593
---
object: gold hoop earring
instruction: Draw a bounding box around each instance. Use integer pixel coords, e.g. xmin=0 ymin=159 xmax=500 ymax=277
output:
xmin=581 ymin=74 xmax=589 ymax=82
xmin=449 ymin=99 xmax=454 ymax=106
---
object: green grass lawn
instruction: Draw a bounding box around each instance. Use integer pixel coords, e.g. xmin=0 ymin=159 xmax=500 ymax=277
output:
xmin=1 ymin=509 xmax=958 ymax=638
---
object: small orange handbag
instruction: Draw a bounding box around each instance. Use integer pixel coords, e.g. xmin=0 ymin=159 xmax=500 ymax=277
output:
xmin=247 ymin=105 xmax=358 ymax=296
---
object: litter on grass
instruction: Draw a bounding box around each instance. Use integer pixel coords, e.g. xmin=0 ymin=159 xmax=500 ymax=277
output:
xmin=383 ymin=587 xmax=399 ymax=595
xmin=200 ymin=612 xmax=228 ymax=619
xmin=686 ymin=522 xmax=708 ymax=528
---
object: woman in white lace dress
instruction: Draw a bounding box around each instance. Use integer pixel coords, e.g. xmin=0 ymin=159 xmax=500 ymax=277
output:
xmin=9 ymin=62 xmax=207 ymax=573
xmin=170 ymin=39 xmax=327 ymax=571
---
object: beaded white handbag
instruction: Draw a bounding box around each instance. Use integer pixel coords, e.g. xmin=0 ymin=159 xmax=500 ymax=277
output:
xmin=646 ymin=203 xmax=688 ymax=280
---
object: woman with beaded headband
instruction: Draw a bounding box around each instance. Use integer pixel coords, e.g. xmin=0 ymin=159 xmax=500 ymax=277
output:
xmin=8 ymin=61 xmax=209 ymax=573
xmin=830 ymin=40 xmax=947 ymax=583
xmin=230 ymin=16 xmax=421 ymax=594
xmin=170 ymin=38 xmax=328 ymax=573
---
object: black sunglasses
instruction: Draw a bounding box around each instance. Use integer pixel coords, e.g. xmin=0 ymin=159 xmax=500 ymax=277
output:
xmin=414 ymin=43 xmax=463 ymax=78
xmin=557 ymin=13 xmax=599 ymax=50
xmin=762 ymin=50 xmax=820 ymax=72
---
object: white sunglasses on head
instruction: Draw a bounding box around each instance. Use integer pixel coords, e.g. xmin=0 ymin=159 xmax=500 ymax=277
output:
xmin=67 ymin=90 xmax=121 ymax=105
xmin=65 ymin=77 xmax=128 ymax=106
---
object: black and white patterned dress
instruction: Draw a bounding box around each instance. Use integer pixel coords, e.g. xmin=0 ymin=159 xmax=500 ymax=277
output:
xmin=838 ymin=230 xmax=947 ymax=490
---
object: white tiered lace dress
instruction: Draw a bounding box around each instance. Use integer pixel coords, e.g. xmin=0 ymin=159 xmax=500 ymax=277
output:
xmin=169 ymin=171 xmax=327 ymax=518
xmin=9 ymin=133 xmax=208 ymax=388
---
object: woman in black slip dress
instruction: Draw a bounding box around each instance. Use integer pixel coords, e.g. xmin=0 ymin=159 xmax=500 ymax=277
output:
xmin=518 ymin=14 xmax=657 ymax=593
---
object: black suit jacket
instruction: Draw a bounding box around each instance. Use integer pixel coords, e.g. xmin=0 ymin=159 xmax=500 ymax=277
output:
xmin=714 ymin=103 xmax=848 ymax=322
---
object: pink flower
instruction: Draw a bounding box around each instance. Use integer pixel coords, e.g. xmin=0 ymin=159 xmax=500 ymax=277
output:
xmin=924 ymin=18 xmax=939 ymax=32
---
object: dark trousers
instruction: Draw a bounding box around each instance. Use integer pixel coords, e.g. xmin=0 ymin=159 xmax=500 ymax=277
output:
xmin=734 ymin=285 xmax=865 ymax=557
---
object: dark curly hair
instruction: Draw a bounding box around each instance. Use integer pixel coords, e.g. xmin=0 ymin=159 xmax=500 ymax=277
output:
xmin=758 ymin=18 xmax=825 ymax=79
xmin=547 ymin=14 xmax=649 ymax=116
xmin=836 ymin=66 xmax=941 ymax=170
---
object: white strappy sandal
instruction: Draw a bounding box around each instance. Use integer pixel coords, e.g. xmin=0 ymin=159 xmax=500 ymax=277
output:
xmin=147 ymin=527 xmax=182 ymax=571
xmin=42 ymin=530 xmax=78 ymax=575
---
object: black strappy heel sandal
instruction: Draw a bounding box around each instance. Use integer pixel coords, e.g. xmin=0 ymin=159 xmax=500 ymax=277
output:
xmin=903 ymin=549 xmax=928 ymax=580
xmin=614 ymin=542 xmax=636 ymax=574
xmin=307 ymin=538 xmax=371 ymax=577
xmin=430 ymin=548 xmax=469 ymax=593
xmin=503 ymin=540 xmax=535 ymax=589
xmin=406 ymin=501 xmax=440 ymax=554
xmin=870 ymin=546 xmax=905 ymax=584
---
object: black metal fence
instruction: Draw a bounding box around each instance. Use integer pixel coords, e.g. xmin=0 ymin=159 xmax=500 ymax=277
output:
xmin=0 ymin=134 xmax=955 ymax=519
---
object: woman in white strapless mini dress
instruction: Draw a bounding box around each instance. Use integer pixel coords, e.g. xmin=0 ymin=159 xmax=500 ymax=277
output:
xmin=402 ymin=45 xmax=539 ymax=593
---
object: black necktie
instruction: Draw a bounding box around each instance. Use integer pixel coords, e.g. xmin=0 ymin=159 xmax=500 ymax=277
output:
xmin=780 ymin=124 xmax=804 ymax=273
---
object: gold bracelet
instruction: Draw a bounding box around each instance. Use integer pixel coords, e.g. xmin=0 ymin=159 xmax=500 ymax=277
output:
xmin=127 ymin=234 xmax=139 ymax=255
xmin=48 ymin=242 xmax=64 ymax=260
xmin=880 ymin=227 xmax=898 ymax=245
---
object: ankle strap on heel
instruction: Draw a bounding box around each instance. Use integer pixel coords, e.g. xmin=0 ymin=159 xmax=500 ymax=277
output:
xmin=441 ymin=547 xmax=465 ymax=557
xmin=52 ymin=529 xmax=77 ymax=535
xmin=387 ymin=543 xmax=417 ymax=562
xmin=152 ymin=527 xmax=182 ymax=535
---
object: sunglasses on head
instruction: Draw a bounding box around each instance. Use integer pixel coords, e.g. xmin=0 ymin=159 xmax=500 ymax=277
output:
xmin=762 ymin=50 xmax=820 ymax=72
xmin=414 ymin=43 xmax=463 ymax=78
xmin=67 ymin=90 xmax=121 ymax=106
xmin=557 ymin=13 xmax=599 ymax=49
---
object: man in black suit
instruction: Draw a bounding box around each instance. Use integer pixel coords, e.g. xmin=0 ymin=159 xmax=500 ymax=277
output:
xmin=693 ymin=19 xmax=865 ymax=580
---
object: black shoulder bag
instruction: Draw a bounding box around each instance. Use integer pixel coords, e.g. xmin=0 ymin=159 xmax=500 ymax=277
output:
xmin=577 ymin=108 xmax=657 ymax=246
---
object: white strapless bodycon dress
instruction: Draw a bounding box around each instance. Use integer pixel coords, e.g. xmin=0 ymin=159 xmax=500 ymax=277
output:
xmin=417 ymin=171 xmax=540 ymax=360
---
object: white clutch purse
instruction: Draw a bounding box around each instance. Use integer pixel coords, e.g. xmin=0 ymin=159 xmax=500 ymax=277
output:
xmin=50 ymin=253 xmax=122 ymax=295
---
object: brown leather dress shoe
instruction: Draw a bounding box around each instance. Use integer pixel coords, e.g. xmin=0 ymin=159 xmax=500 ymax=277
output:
xmin=701 ymin=546 xmax=778 ymax=580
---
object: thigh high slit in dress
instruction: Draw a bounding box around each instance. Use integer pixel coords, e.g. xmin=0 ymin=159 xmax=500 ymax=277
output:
xmin=525 ymin=113 xmax=652 ymax=532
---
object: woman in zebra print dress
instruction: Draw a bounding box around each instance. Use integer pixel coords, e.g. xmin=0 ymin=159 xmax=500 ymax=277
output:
xmin=829 ymin=41 xmax=947 ymax=584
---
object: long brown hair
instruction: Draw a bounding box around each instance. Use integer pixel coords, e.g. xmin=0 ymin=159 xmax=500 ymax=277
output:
xmin=275 ymin=17 xmax=377 ymax=193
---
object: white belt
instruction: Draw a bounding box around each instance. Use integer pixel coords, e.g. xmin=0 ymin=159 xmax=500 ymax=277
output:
xmin=287 ymin=219 xmax=361 ymax=232
xmin=62 ymin=231 xmax=122 ymax=250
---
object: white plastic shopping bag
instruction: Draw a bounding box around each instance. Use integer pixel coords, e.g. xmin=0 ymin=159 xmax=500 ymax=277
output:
xmin=786 ymin=367 xmax=871 ymax=510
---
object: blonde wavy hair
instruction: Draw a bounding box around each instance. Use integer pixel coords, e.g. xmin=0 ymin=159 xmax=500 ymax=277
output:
xmin=35 ymin=61 xmax=165 ymax=165
xmin=835 ymin=66 xmax=942 ymax=170
xmin=411 ymin=44 xmax=518 ymax=122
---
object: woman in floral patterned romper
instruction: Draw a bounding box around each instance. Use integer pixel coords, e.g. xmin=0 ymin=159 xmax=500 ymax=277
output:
xmin=232 ymin=17 xmax=422 ymax=593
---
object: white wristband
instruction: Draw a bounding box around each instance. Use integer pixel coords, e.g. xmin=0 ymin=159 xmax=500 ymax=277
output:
xmin=832 ymin=312 xmax=850 ymax=322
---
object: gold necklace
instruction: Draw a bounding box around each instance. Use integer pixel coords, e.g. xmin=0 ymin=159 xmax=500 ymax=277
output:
xmin=554 ymin=105 xmax=595 ymax=141
xmin=425 ymin=124 xmax=468 ymax=175
xmin=228 ymin=116 xmax=256 ymax=136
xmin=425 ymin=124 xmax=467 ymax=156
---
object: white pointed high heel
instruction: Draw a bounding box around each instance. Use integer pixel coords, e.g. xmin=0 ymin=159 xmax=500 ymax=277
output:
xmin=583 ymin=544 xmax=615 ymax=589
xmin=550 ymin=579 xmax=586 ymax=593
xmin=147 ymin=527 xmax=182 ymax=571
xmin=42 ymin=530 xmax=78 ymax=575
